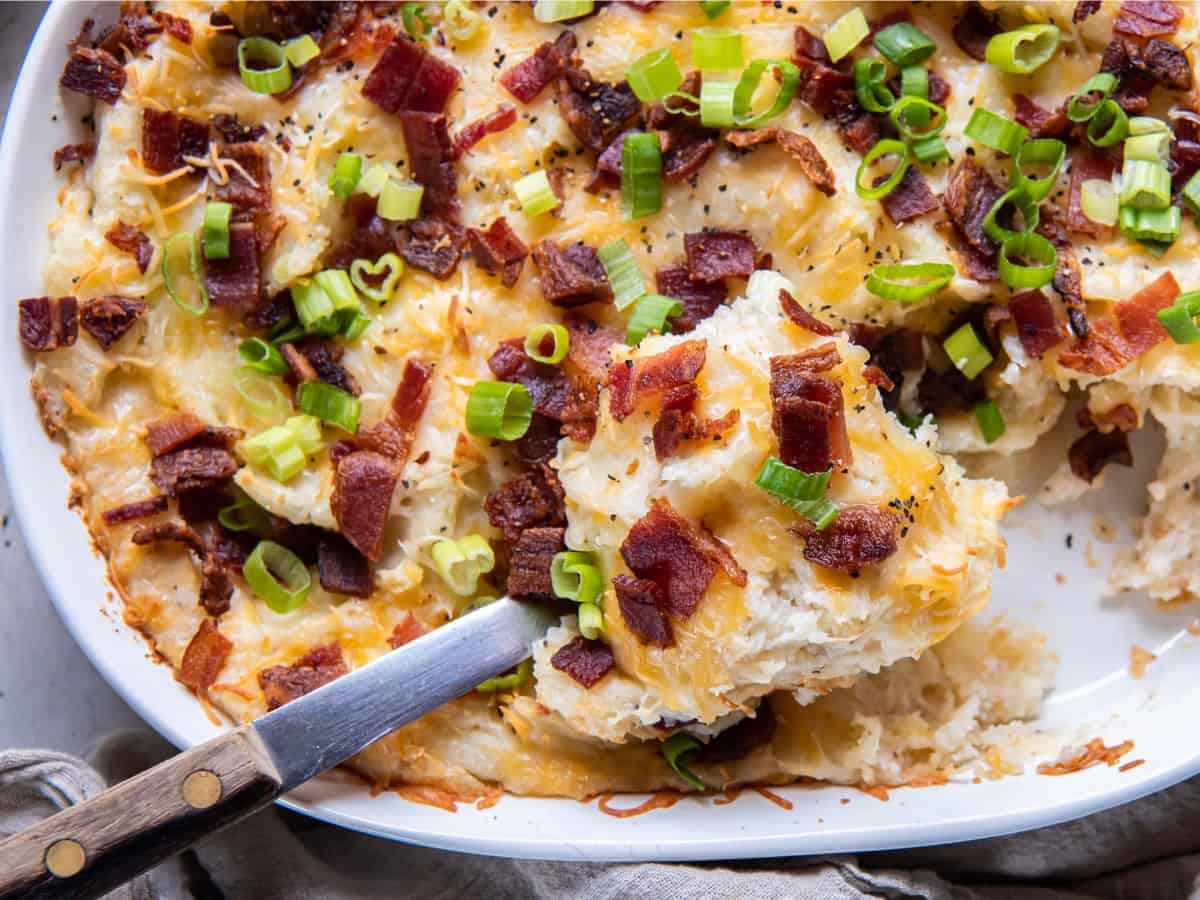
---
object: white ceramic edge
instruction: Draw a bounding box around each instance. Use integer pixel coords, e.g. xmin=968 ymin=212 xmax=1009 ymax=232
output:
xmin=4 ymin=0 xmax=1200 ymax=863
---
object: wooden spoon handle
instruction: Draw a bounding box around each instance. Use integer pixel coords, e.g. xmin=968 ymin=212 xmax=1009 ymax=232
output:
xmin=0 ymin=725 xmax=281 ymax=900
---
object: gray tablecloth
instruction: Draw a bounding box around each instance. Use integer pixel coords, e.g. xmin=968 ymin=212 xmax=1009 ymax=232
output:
xmin=3 ymin=730 xmax=1198 ymax=899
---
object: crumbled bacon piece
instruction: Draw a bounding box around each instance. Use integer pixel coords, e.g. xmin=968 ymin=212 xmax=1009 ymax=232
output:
xmin=332 ymin=451 xmax=400 ymax=561
xmin=145 ymin=413 xmax=205 ymax=456
xmin=211 ymin=113 xmax=266 ymax=144
xmin=951 ymin=3 xmax=999 ymax=62
xmin=258 ymin=644 xmax=349 ymax=710
xmin=53 ymin=142 xmax=95 ymax=170
xmin=150 ymin=448 xmax=238 ymax=496
xmin=1067 ymin=152 xmax=1115 ymax=238
xmin=862 ymin=365 xmax=894 ymax=392
xmin=154 ymin=11 xmax=193 ymax=44
xmin=609 ymin=339 xmax=707 ymax=422
xmin=1009 ymin=290 xmax=1067 ymax=359
xmin=132 ymin=520 xmax=233 ymax=616
xmin=780 ymin=290 xmax=835 ymax=336
xmin=94 ymin=14 xmax=162 ymax=55
xmin=793 ymin=26 xmax=856 ymax=116
xmin=392 ymin=359 xmax=434 ymax=429
xmin=177 ymin=620 xmax=232 ymax=691
xmin=489 ymin=339 xmax=596 ymax=444
xmin=296 ymin=336 xmax=360 ymax=396
xmin=507 ymin=526 xmax=565 ymax=599
xmin=879 ymin=166 xmax=939 ymax=224
xmin=102 ymin=495 xmax=168 ymax=526
xmin=468 ymin=217 xmax=528 ymax=288
xmin=696 ymin=704 xmax=776 ymax=764
xmin=1058 ymin=272 xmax=1180 ymax=375
xmin=654 ymin=265 xmax=727 ymax=333
xmin=362 ymin=35 xmax=460 ymax=114
xmin=211 ymin=143 xmax=272 ymax=219
xmin=400 ymin=217 xmax=466 ymax=279
xmin=500 ymin=32 xmax=573 ymax=102
xmin=796 ymin=504 xmax=900 ymax=573
xmin=725 ymin=128 xmax=836 ymax=196
xmin=18 ymin=297 xmax=78 ymax=352
xmin=614 ymin=574 xmax=673 ymax=647
xmin=563 ymin=314 xmax=620 ymax=394
xmin=1114 ymin=1 xmax=1182 ymax=36
xmin=770 ymin=351 xmax=852 ymax=474
xmin=400 ymin=112 xmax=458 ymax=219
xmin=644 ymin=73 xmax=720 ymax=183
xmin=1013 ymin=94 xmax=1071 ymax=139
xmin=652 ymin=406 xmax=740 ymax=461
xmin=79 ymin=296 xmax=147 ymax=350
xmin=531 ymin=240 xmax=613 ymax=307
xmin=551 ymin=636 xmax=615 ymax=688
xmin=388 ymin=614 xmax=428 ymax=649
xmin=1074 ymin=0 xmax=1103 ymax=22
xmin=683 ymin=231 xmax=757 ymax=283
xmin=141 ymin=108 xmax=209 ymax=174
xmin=203 ymin=223 xmax=261 ymax=309
xmin=1069 ymin=428 xmax=1134 ymax=483
xmin=484 ymin=465 xmax=565 ymax=543
xmin=556 ymin=64 xmax=642 ymax=153
xmin=318 ymin=534 xmax=372 ymax=598
xmin=451 ymin=103 xmax=517 ymax=159
xmin=60 ymin=46 xmax=126 ymax=104
xmin=944 ymin=159 xmax=1004 ymax=280
xmin=104 ymin=222 xmax=153 ymax=273
xmin=1141 ymin=37 xmax=1192 ymax=90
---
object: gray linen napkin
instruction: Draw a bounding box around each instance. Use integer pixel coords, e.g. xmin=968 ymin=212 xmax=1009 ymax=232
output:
xmin=3 ymin=730 xmax=1199 ymax=899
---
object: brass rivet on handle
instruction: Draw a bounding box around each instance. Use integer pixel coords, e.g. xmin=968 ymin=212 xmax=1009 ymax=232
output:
xmin=45 ymin=839 xmax=86 ymax=878
xmin=182 ymin=770 xmax=222 ymax=809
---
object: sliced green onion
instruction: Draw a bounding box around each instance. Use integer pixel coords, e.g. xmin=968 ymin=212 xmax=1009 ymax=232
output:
xmin=661 ymin=732 xmax=705 ymax=789
xmin=986 ymin=24 xmax=1059 ymax=75
xmin=442 ymin=0 xmax=483 ymax=41
xmin=852 ymin=58 xmax=895 ymax=114
xmin=1119 ymin=205 xmax=1181 ymax=243
xmin=240 ymin=417 xmax=322 ymax=481
xmin=233 ymin=366 xmax=291 ymax=422
xmin=551 ymin=550 xmax=603 ymax=605
xmin=626 ymin=294 xmax=682 ymax=345
xmin=237 ymin=37 xmax=292 ymax=95
xmin=378 ymin=179 xmax=424 ymax=221
xmin=1012 ymin=139 xmax=1066 ymax=203
xmin=340 ymin=308 xmax=371 ymax=341
xmin=244 ymin=541 xmax=312 ymax=614
xmin=328 ymin=152 xmax=363 ymax=200
xmin=314 ymin=268 xmax=360 ymax=312
xmin=699 ymin=0 xmax=730 ymax=18
xmin=732 ymin=58 xmax=799 ymax=128
xmin=1157 ymin=291 xmax=1200 ymax=344
xmin=578 ymin=602 xmax=603 ymax=640
xmin=1125 ymin=131 xmax=1171 ymax=164
xmin=983 ymin=187 xmax=1040 ymax=244
xmin=621 ymin=131 xmax=663 ymax=220
xmin=1182 ymin=171 xmax=1200 ymax=216
xmin=1130 ymin=116 xmax=1170 ymax=136
xmin=296 ymin=381 xmax=361 ymax=433
xmin=532 ymin=0 xmax=593 ymax=23
xmin=202 ymin=201 xmax=232 ymax=261
xmin=358 ymin=163 xmax=392 ymax=198
xmin=290 ymin=280 xmax=333 ymax=329
xmin=865 ymin=261 xmax=956 ymax=303
xmin=889 ymin=96 xmax=946 ymax=141
xmin=284 ymin=34 xmax=320 ymax=67
xmin=998 ymin=231 xmax=1057 ymax=291
xmin=239 ymin=337 xmax=288 ymax=375
xmin=598 ymin=239 xmax=646 ymax=310
xmin=1120 ymin=158 xmax=1171 ymax=209
xmin=900 ymin=66 xmax=929 ymax=126
xmin=1087 ymin=99 xmax=1128 ymax=147
xmin=692 ymin=26 xmax=742 ymax=71
xmin=912 ymin=135 xmax=949 ymax=164
xmin=943 ymin=323 xmax=993 ymax=380
xmin=855 ymin=139 xmax=911 ymax=200
xmin=513 ymin=170 xmax=560 ymax=218
xmin=524 ymin=323 xmax=570 ymax=365
xmin=286 ymin=414 xmax=324 ymax=455
xmin=1080 ymin=178 xmax=1119 ymax=226
xmin=218 ymin=497 xmax=272 ymax=534
xmin=873 ymin=22 xmax=935 ymax=68
xmin=755 ymin=456 xmax=838 ymax=527
xmin=465 ymin=381 xmax=533 ymax=440
xmin=974 ymin=400 xmax=1006 ymax=444
xmin=823 ymin=7 xmax=869 ymax=63
xmin=964 ymin=108 xmax=1028 ymax=156
xmin=699 ymin=79 xmax=736 ymax=127
xmin=1067 ymin=72 xmax=1117 ymax=122
xmin=163 ymin=232 xmax=209 ymax=316
xmin=626 ymin=48 xmax=682 ymax=102
xmin=350 ymin=252 xmax=405 ymax=303
xmin=402 ymin=2 xmax=432 ymax=40
xmin=432 ymin=534 xmax=495 ymax=596
xmin=476 ymin=658 xmax=532 ymax=693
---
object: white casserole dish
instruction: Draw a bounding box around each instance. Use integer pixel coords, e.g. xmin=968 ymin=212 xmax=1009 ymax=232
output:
xmin=4 ymin=1 xmax=1200 ymax=861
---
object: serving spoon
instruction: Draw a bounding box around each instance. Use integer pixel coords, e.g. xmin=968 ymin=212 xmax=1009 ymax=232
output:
xmin=0 ymin=597 xmax=555 ymax=900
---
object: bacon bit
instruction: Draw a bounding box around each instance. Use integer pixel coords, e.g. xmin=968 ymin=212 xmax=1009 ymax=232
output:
xmin=531 ymin=240 xmax=613 ymax=307
xmin=258 ymin=644 xmax=349 ymax=710
xmin=1115 ymin=1 xmax=1182 ymax=36
xmin=754 ymin=787 xmax=794 ymax=811
xmin=210 ymin=114 xmax=266 ymax=144
xmin=484 ymin=465 xmax=566 ymax=543
xmin=793 ymin=27 xmax=856 ymax=117
xmin=563 ymin=315 xmax=621 ymax=396
xmin=857 ymin=783 xmax=890 ymax=802
xmin=684 ymin=231 xmax=757 ymax=283
xmin=1038 ymin=738 xmax=1135 ymax=775
xmin=400 ymin=217 xmax=466 ymax=279
xmin=654 ymin=265 xmax=727 ymax=332
xmin=177 ymin=619 xmax=232 ymax=691
xmin=551 ymin=636 xmax=615 ymax=688
xmin=614 ymin=574 xmax=673 ymax=645
xmin=142 ymin=108 xmax=209 ymax=175
xmin=780 ymin=290 xmax=835 ymax=336
xmin=1010 ymin=290 xmax=1067 ymax=359
xmin=80 ymin=296 xmax=147 ymax=350
xmin=1068 ymin=153 xmax=1115 ymax=238
xmin=647 ymin=74 xmax=721 ymax=183
xmin=1070 ymin=428 xmax=1134 ymax=483
xmin=153 ymin=11 xmax=193 ymax=43
xmin=204 ymin=222 xmax=261 ymax=309
xmin=1059 ymin=272 xmax=1179 ymax=375
xmin=610 ymin=339 xmax=707 ymax=422
xmin=770 ymin=351 xmax=851 ymax=473
xmin=795 ymin=505 xmax=901 ymax=573
xmin=145 ymin=413 xmax=205 ymax=456
xmin=1129 ymin=644 xmax=1156 ymax=679
xmin=467 ymin=217 xmax=528 ymax=288
xmin=951 ymin=3 xmax=999 ymax=62
xmin=150 ymin=448 xmax=238 ymax=496
xmin=53 ymin=142 xmax=95 ymax=170
xmin=451 ymin=103 xmax=517 ymax=159
xmin=507 ymin=526 xmax=565 ymax=600
xmin=499 ymin=33 xmax=572 ymax=103
xmin=362 ymin=35 xmax=460 ymax=114
xmin=1012 ymin=94 xmax=1071 ymax=139
xmin=945 ymin=158 xmax=1003 ymax=262
xmin=318 ymin=535 xmax=372 ymax=598
xmin=211 ymin=143 xmax=271 ymax=220
xmin=1074 ymin=0 xmax=1103 ymax=22
xmin=388 ymin=614 xmax=428 ymax=649
xmin=104 ymin=222 xmax=153 ymax=273
xmin=556 ymin=64 xmax=642 ymax=153
xmin=60 ymin=45 xmax=126 ymax=104
xmin=132 ymin=520 xmax=232 ymax=616
xmin=101 ymin=495 xmax=168 ymax=526
xmin=653 ymin=406 xmax=740 ymax=461
xmin=596 ymin=791 xmax=683 ymax=818
xmin=18 ymin=297 xmax=78 ymax=352
xmin=488 ymin=339 xmax=596 ymax=445
xmin=399 ymin=112 xmax=458 ymax=220
xmin=332 ymin=451 xmax=400 ymax=561
xmin=724 ymin=128 xmax=836 ymax=196
xmin=862 ymin=365 xmax=895 ymax=392
xmin=879 ymin=166 xmax=939 ymax=224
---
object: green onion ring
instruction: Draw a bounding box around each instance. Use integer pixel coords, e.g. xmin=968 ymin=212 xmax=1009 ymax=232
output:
xmin=1087 ymin=99 xmax=1129 ymax=147
xmin=852 ymin=58 xmax=895 ymax=114
xmin=162 ymin=231 xmax=209 ymax=316
xmin=732 ymin=58 xmax=800 ymax=128
xmin=998 ymin=231 xmax=1058 ymax=290
xmin=983 ymin=187 xmax=1040 ymax=244
xmin=889 ymin=95 xmax=946 ymax=141
xmin=244 ymin=540 xmax=312 ymax=614
xmin=524 ymin=323 xmax=570 ymax=365
xmin=237 ymin=37 xmax=292 ymax=95
xmin=865 ymin=261 xmax=957 ymax=303
xmin=855 ymin=139 xmax=911 ymax=200
xmin=1011 ymin=138 xmax=1066 ymax=202
xmin=1067 ymin=72 xmax=1117 ymax=122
